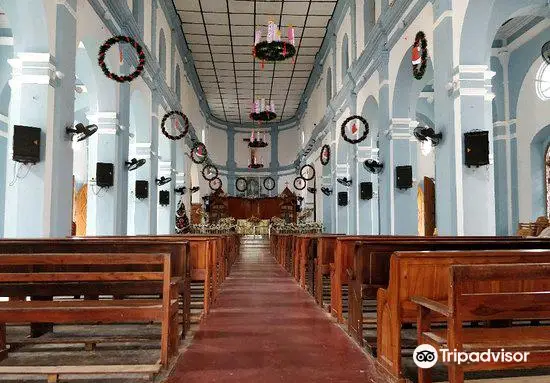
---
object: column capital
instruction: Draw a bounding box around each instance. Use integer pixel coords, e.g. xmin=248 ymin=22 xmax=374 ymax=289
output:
xmin=158 ymin=161 xmax=172 ymax=176
xmin=336 ymin=163 xmax=349 ymax=178
xmin=452 ymin=65 xmax=496 ymax=101
xmin=8 ymin=52 xmax=57 ymax=87
xmin=134 ymin=142 xmax=151 ymax=159
xmin=86 ymin=111 xmax=119 ymax=134
xmin=385 ymin=118 xmax=411 ymax=140
xmin=356 ymin=146 xmax=379 ymax=162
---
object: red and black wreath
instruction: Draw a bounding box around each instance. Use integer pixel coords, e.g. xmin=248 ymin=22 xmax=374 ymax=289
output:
xmin=293 ymin=176 xmax=306 ymax=190
xmin=161 ymin=111 xmax=189 ymax=140
xmin=190 ymin=142 xmax=208 ymax=164
xmin=412 ymin=31 xmax=428 ymax=80
xmin=341 ymin=115 xmax=369 ymax=144
xmin=320 ymin=144 xmax=330 ymax=166
xmin=98 ymin=35 xmax=145 ymax=83
xmin=209 ymin=177 xmax=222 ymax=191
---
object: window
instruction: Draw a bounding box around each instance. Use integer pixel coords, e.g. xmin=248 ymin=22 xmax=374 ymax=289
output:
xmin=536 ymin=62 xmax=550 ymax=101
xmin=364 ymin=0 xmax=376 ymax=45
xmin=158 ymin=29 xmax=166 ymax=75
xmin=326 ymin=67 xmax=332 ymax=106
xmin=342 ymin=34 xmax=349 ymax=81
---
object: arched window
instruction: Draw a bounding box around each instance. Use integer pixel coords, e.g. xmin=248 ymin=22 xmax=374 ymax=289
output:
xmin=342 ymin=34 xmax=349 ymax=81
xmin=132 ymin=0 xmax=144 ymax=36
xmin=158 ymin=29 xmax=166 ymax=75
xmin=175 ymin=65 xmax=181 ymax=101
xmin=546 ymin=145 xmax=550 ymax=215
xmin=326 ymin=67 xmax=332 ymax=106
xmin=536 ymin=62 xmax=550 ymax=101
xmin=364 ymin=0 xmax=376 ymax=45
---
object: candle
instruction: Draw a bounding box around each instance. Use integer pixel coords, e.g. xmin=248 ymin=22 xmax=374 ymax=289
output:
xmin=263 ymin=132 xmax=266 ymax=142
xmin=275 ymin=28 xmax=282 ymax=42
xmin=254 ymin=100 xmax=260 ymax=113
xmin=270 ymin=101 xmax=275 ymax=114
xmin=288 ymin=25 xmax=295 ymax=45
xmin=260 ymin=98 xmax=265 ymax=112
xmin=267 ymin=21 xmax=275 ymax=43
xmin=251 ymin=130 xmax=254 ymax=141
xmin=254 ymin=29 xmax=261 ymax=45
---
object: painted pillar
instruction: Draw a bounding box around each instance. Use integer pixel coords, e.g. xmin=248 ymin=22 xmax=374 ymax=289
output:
xmin=357 ymin=146 xmax=380 ymax=234
xmin=149 ymin=96 xmax=160 ymax=234
xmin=335 ymin=160 xmax=350 ymax=234
xmin=378 ymin=53 xmax=391 ymax=234
xmin=133 ymin=142 xmax=151 ymax=234
xmin=0 ymin=28 xmax=13 ymax=237
xmin=226 ymin=127 xmax=236 ymax=194
xmin=348 ymin=95 xmax=358 ymax=235
xmin=157 ymin=159 xmax=171 ymax=234
xmin=116 ymin=63 xmax=131 ymax=235
xmin=85 ymin=112 xmax=119 ymax=235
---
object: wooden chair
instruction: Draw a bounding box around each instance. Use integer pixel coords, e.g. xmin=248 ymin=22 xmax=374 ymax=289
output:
xmin=413 ymin=263 xmax=550 ymax=383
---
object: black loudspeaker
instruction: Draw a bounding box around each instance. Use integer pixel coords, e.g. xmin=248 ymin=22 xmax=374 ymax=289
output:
xmin=96 ymin=162 xmax=114 ymax=187
xmin=464 ymin=131 xmax=489 ymax=167
xmin=159 ymin=190 xmax=169 ymax=206
xmin=338 ymin=191 xmax=348 ymax=206
xmin=395 ymin=165 xmax=413 ymax=189
xmin=13 ymin=125 xmax=41 ymax=164
xmin=360 ymin=182 xmax=373 ymax=200
xmin=136 ymin=180 xmax=148 ymax=199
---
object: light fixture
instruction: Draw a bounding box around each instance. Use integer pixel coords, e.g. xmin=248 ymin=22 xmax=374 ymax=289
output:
xmin=307 ymin=187 xmax=317 ymax=194
xmin=190 ymin=186 xmax=200 ymax=193
xmin=253 ymin=21 xmax=296 ymax=64
xmin=413 ymin=127 xmax=442 ymax=146
xmin=337 ymin=177 xmax=352 ymax=187
xmin=321 ymin=187 xmax=333 ymax=196
xmin=249 ymin=98 xmax=277 ymax=122
xmin=66 ymin=123 xmax=98 ymax=142
xmin=155 ymin=176 xmax=172 ymax=186
xmin=125 ymin=158 xmax=146 ymax=171
xmin=174 ymin=186 xmax=187 ymax=195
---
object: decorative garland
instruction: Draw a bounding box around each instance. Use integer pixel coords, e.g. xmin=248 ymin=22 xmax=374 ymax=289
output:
xmin=341 ymin=115 xmax=369 ymax=144
xmin=209 ymin=177 xmax=222 ymax=191
xmin=161 ymin=111 xmax=189 ymax=140
xmin=300 ymin=164 xmax=315 ymax=181
xmin=190 ymin=142 xmax=208 ymax=164
xmin=202 ymin=164 xmax=218 ymax=181
xmin=263 ymin=177 xmax=275 ymax=191
xmin=254 ymin=41 xmax=296 ymax=62
xmin=320 ymin=144 xmax=330 ymax=166
xmin=249 ymin=110 xmax=277 ymax=122
xmin=236 ymin=177 xmax=248 ymax=192
xmin=98 ymin=36 xmax=145 ymax=83
xmin=293 ymin=176 xmax=306 ymax=190
xmin=412 ymin=31 xmax=428 ymax=80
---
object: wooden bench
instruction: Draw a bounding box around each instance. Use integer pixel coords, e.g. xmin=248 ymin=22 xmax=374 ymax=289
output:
xmin=347 ymin=237 xmax=550 ymax=348
xmin=0 ymin=239 xmax=190 ymax=336
xmin=376 ymin=249 xmax=550 ymax=382
xmin=315 ymin=235 xmax=340 ymax=309
xmin=413 ymin=262 xmax=550 ymax=383
xmin=0 ymin=252 xmax=180 ymax=381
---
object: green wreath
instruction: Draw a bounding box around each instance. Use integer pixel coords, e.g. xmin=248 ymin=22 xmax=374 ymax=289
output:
xmin=161 ymin=111 xmax=189 ymax=140
xmin=412 ymin=31 xmax=428 ymax=80
xmin=98 ymin=36 xmax=145 ymax=83
xmin=190 ymin=142 xmax=207 ymax=164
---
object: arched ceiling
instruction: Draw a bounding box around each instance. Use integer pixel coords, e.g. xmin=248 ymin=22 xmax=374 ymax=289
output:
xmin=171 ymin=0 xmax=337 ymax=125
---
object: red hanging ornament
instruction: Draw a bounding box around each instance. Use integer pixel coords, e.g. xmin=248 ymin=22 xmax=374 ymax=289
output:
xmin=261 ymin=60 xmax=264 ymax=69
xmin=351 ymin=123 xmax=358 ymax=134
xmin=282 ymin=42 xmax=287 ymax=57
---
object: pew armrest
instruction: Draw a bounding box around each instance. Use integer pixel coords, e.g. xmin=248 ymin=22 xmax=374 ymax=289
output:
xmin=411 ymin=296 xmax=450 ymax=317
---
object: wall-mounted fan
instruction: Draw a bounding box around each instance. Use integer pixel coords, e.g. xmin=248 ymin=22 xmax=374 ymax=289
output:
xmin=190 ymin=186 xmax=200 ymax=193
xmin=307 ymin=187 xmax=317 ymax=194
xmin=542 ymin=41 xmax=550 ymax=64
xmin=364 ymin=159 xmax=384 ymax=174
xmin=66 ymin=123 xmax=98 ymax=142
xmin=125 ymin=158 xmax=146 ymax=171
xmin=337 ymin=177 xmax=352 ymax=187
xmin=155 ymin=176 xmax=172 ymax=186
xmin=413 ymin=127 xmax=442 ymax=146
xmin=321 ymin=187 xmax=333 ymax=196
xmin=174 ymin=186 xmax=187 ymax=195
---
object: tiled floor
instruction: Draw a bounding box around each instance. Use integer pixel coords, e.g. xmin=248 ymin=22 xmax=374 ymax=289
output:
xmin=166 ymin=244 xmax=385 ymax=383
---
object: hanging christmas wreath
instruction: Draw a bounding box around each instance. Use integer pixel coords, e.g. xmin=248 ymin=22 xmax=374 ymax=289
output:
xmin=341 ymin=115 xmax=369 ymax=144
xmin=293 ymin=176 xmax=306 ymax=190
xmin=190 ymin=142 xmax=207 ymax=164
xmin=209 ymin=177 xmax=222 ymax=191
xmin=98 ymin=35 xmax=145 ymax=83
xmin=249 ymin=110 xmax=277 ymax=122
xmin=236 ymin=177 xmax=248 ymax=192
xmin=254 ymin=41 xmax=296 ymax=62
xmin=412 ymin=31 xmax=428 ymax=80
xmin=320 ymin=144 xmax=330 ymax=166
xmin=263 ymin=177 xmax=275 ymax=191
xmin=300 ymin=164 xmax=315 ymax=181
xmin=202 ymin=164 xmax=218 ymax=181
xmin=161 ymin=111 xmax=189 ymax=140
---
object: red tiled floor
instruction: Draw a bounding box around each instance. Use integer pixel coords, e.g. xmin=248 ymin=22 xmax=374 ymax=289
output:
xmin=166 ymin=245 xmax=386 ymax=383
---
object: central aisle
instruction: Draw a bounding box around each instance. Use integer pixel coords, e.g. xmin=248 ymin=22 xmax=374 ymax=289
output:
xmin=166 ymin=238 xmax=384 ymax=383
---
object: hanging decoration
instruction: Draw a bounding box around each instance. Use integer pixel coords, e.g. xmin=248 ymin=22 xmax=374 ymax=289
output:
xmin=190 ymin=142 xmax=207 ymax=164
xmin=236 ymin=177 xmax=248 ymax=192
xmin=300 ymin=164 xmax=315 ymax=181
xmin=293 ymin=176 xmax=306 ymax=190
xmin=209 ymin=177 xmax=222 ymax=191
xmin=98 ymin=35 xmax=145 ymax=83
xmin=175 ymin=197 xmax=190 ymax=234
xmin=161 ymin=111 xmax=189 ymax=140
xmin=253 ymin=21 xmax=296 ymax=65
xmin=541 ymin=41 xmax=550 ymax=64
xmin=412 ymin=31 xmax=428 ymax=80
xmin=248 ymin=147 xmax=264 ymax=169
xmin=249 ymin=98 xmax=277 ymax=122
xmin=320 ymin=144 xmax=331 ymax=166
xmin=248 ymin=130 xmax=269 ymax=148
xmin=263 ymin=177 xmax=276 ymax=191
xmin=202 ymin=164 xmax=218 ymax=181
xmin=341 ymin=115 xmax=369 ymax=144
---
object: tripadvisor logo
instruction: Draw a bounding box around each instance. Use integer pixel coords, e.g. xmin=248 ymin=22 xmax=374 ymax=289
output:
xmin=413 ymin=344 xmax=530 ymax=369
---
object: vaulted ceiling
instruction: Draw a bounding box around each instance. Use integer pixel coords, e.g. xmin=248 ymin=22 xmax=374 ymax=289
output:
xmin=171 ymin=0 xmax=337 ymax=125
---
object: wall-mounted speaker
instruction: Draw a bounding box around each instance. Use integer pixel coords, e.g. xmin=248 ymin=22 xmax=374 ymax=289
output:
xmin=13 ymin=125 xmax=41 ymax=164
xmin=159 ymin=190 xmax=170 ymax=206
xmin=395 ymin=165 xmax=413 ymax=189
xmin=464 ymin=131 xmax=489 ymax=167
xmin=96 ymin=162 xmax=114 ymax=187
xmin=360 ymin=182 xmax=373 ymax=200
xmin=136 ymin=180 xmax=148 ymax=199
xmin=338 ymin=191 xmax=348 ymax=206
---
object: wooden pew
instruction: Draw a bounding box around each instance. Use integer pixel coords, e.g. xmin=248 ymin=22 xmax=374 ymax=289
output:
xmin=376 ymin=249 xmax=550 ymax=382
xmin=413 ymin=262 xmax=550 ymax=383
xmin=0 ymin=239 xmax=190 ymax=336
xmin=0 ymin=251 xmax=180 ymax=381
xmin=314 ymin=235 xmax=341 ymax=309
xmin=347 ymin=237 xmax=550 ymax=348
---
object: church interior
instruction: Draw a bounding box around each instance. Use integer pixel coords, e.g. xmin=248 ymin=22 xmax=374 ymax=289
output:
xmin=1 ymin=0 xmax=550 ymax=382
